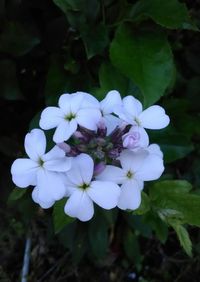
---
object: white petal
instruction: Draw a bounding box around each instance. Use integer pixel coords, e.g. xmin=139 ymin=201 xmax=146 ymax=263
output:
xmin=32 ymin=186 xmax=54 ymax=209
xmin=96 ymin=165 xmax=125 ymax=184
xmin=147 ymin=144 xmax=163 ymax=158
xmin=78 ymin=92 xmax=100 ymax=108
xmin=25 ymin=129 xmax=46 ymax=161
xmin=53 ymin=119 xmax=77 ymax=143
xmin=123 ymin=96 xmax=143 ymax=117
xmin=70 ymin=93 xmax=84 ymax=113
xmin=11 ymin=159 xmax=38 ymax=187
xmin=114 ymin=105 xmax=135 ymax=125
xmin=119 ymin=149 xmax=148 ymax=172
xmin=117 ymin=181 xmax=141 ymax=210
xmin=100 ymin=90 xmax=122 ymax=115
xmin=88 ymin=180 xmax=120 ymax=209
xmin=104 ymin=114 xmax=122 ymax=135
xmin=64 ymin=190 xmax=94 ymax=221
xmin=138 ymin=105 xmax=170 ymax=129
xmin=43 ymin=145 xmax=65 ymax=161
xmin=76 ymin=108 xmax=101 ymax=130
xmin=58 ymin=94 xmax=72 ymax=114
xmin=37 ymin=169 xmax=67 ymax=201
xmin=39 ymin=107 xmax=64 ymax=130
xmin=66 ymin=153 xmax=94 ymax=185
xmin=44 ymin=157 xmax=72 ymax=172
xmin=135 ymin=154 xmax=164 ymax=181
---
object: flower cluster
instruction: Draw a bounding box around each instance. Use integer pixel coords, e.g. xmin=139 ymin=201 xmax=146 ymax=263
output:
xmin=11 ymin=91 xmax=169 ymax=221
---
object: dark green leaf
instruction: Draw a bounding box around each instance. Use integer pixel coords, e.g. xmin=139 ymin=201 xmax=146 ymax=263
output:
xmin=171 ymin=224 xmax=192 ymax=257
xmin=129 ymin=0 xmax=196 ymax=30
xmin=110 ymin=24 xmax=174 ymax=106
xmin=0 ymin=60 xmax=23 ymax=100
xmin=0 ymin=21 xmax=40 ymax=56
xmin=53 ymin=199 xmax=75 ymax=233
xmin=8 ymin=188 xmax=27 ymax=202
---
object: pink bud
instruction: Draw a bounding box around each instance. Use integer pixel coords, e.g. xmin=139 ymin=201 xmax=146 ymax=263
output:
xmin=94 ymin=162 xmax=106 ymax=176
xmin=57 ymin=142 xmax=71 ymax=153
xmin=122 ymin=131 xmax=140 ymax=149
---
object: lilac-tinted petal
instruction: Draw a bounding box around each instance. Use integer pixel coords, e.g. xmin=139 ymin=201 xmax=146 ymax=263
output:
xmin=43 ymin=145 xmax=65 ymax=161
xmin=100 ymin=90 xmax=122 ymax=115
xmin=39 ymin=107 xmax=64 ymax=130
xmin=129 ymin=126 xmax=149 ymax=148
xmin=88 ymin=180 xmax=120 ymax=209
xmin=53 ymin=119 xmax=77 ymax=143
xmin=25 ymin=129 xmax=46 ymax=161
xmin=76 ymin=108 xmax=101 ymax=130
xmin=44 ymin=157 xmax=72 ymax=172
xmin=79 ymin=92 xmax=100 ymax=108
xmin=138 ymin=105 xmax=170 ymax=129
xmin=119 ymin=149 xmax=148 ymax=172
xmin=11 ymin=159 xmax=38 ymax=187
xmin=96 ymin=165 xmax=125 ymax=184
xmin=64 ymin=190 xmax=94 ymax=221
xmin=114 ymin=105 xmax=135 ymax=125
xmin=147 ymin=144 xmax=163 ymax=158
xmin=70 ymin=93 xmax=84 ymax=113
xmin=66 ymin=154 xmax=94 ymax=185
xmin=32 ymin=186 xmax=55 ymax=209
xmin=37 ymin=170 xmax=67 ymax=201
xmin=104 ymin=114 xmax=122 ymax=135
xmin=135 ymin=154 xmax=164 ymax=181
xmin=117 ymin=181 xmax=141 ymax=210
xmin=123 ymin=96 xmax=143 ymax=117
xmin=58 ymin=94 xmax=72 ymax=114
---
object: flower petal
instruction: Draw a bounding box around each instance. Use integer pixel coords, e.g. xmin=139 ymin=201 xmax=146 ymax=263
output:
xmin=25 ymin=129 xmax=46 ymax=161
xmin=44 ymin=157 xmax=72 ymax=172
xmin=138 ymin=105 xmax=170 ymax=129
xmin=104 ymin=114 xmax=122 ymax=135
xmin=117 ymin=181 xmax=141 ymax=210
xmin=119 ymin=149 xmax=148 ymax=172
xmin=32 ymin=186 xmax=55 ymax=209
xmin=88 ymin=180 xmax=120 ymax=209
xmin=64 ymin=190 xmax=94 ymax=221
xmin=76 ymin=108 xmax=101 ymax=130
xmin=147 ymin=144 xmax=163 ymax=158
xmin=100 ymin=90 xmax=122 ymax=115
xmin=96 ymin=165 xmax=125 ymax=184
xmin=135 ymin=154 xmax=164 ymax=181
xmin=123 ymin=96 xmax=143 ymax=117
xmin=43 ymin=145 xmax=65 ymax=161
xmin=66 ymin=153 xmax=94 ymax=185
xmin=53 ymin=119 xmax=77 ymax=143
xmin=39 ymin=107 xmax=64 ymax=129
xmin=11 ymin=159 xmax=38 ymax=187
xmin=129 ymin=126 xmax=149 ymax=148
xmin=37 ymin=170 xmax=67 ymax=201
xmin=58 ymin=94 xmax=72 ymax=114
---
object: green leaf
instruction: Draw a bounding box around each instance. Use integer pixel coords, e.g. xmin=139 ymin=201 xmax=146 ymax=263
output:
xmin=0 ymin=60 xmax=23 ymax=100
xmin=171 ymin=224 xmax=192 ymax=257
xmin=53 ymin=199 xmax=75 ymax=233
xmin=0 ymin=21 xmax=40 ymax=56
xmin=110 ymin=24 xmax=174 ymax=106
xmin=129 ymin=0 xmax=197 ymax=30
xmin=82 ymin=24 xmax=109 ymax=59
xmin=88 ymin=217 xmax=108 ymax=259
xmin=8 ymin=188 xmax=27 ymax=202
xmin=150 ymin=180 xmax=200 ymax=227
xmin=133 ymin=192 xmax=150 ymax=215
xmin=123 ymin=228 xmax=142 ymax=268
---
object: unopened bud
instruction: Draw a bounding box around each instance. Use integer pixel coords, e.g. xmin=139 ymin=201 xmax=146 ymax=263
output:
xmin=122 ymin=131 xmax=140 ymax=149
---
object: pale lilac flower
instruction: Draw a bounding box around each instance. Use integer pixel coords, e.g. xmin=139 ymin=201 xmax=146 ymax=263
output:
xmin=122 ymin=125 xmax=149 ymax=149
xmin=96 ymin=149 xmax=164 ymax=210
xmin=11 ymin=129 xmax=71 ymax=207
xmin=64 ymin=154 xmax=121 ymax=221
xmin=114 ymin=95 xmax=170 ymax=133
xmin=39 ymin=92 xmax=102 ymax=143
xmin=100 ymin=90 xmax=122 ymax=134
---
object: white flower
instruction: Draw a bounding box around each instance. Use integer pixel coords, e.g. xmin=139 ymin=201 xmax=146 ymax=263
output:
xmin=96 ymin=148 xmax=164 ymax=210
xmin=11 ymin=129 xmax=71 ymax=207
xmin=122 ymin=126 xmax=149 ymax=149
xmin=39 ymin=92 xmax=102 ymax=143
xmin=64 ymin=153 xmax=121 ymax=221
xmin=114 ymin=95 xmax=170 ymax=136
xmin=99 ymin=90 xmax=122 ymax=134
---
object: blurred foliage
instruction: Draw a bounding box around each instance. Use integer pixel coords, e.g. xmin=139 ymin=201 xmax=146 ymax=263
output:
xmin=1 ymin=0 xmax=200 ymax=281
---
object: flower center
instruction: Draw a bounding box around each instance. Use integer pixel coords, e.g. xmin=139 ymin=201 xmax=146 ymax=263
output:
xmin=134 ymin=117 xmax=141 ymax=126
xmin=38 ymin=158 xmax=44 ymax=167
xmin=126 ymin=170 xmax=133 ymax=179
xmin=79 ymin=183 xmax=90 ymax=190
xmin=65 ymin=113 xmax=76 ymax=121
